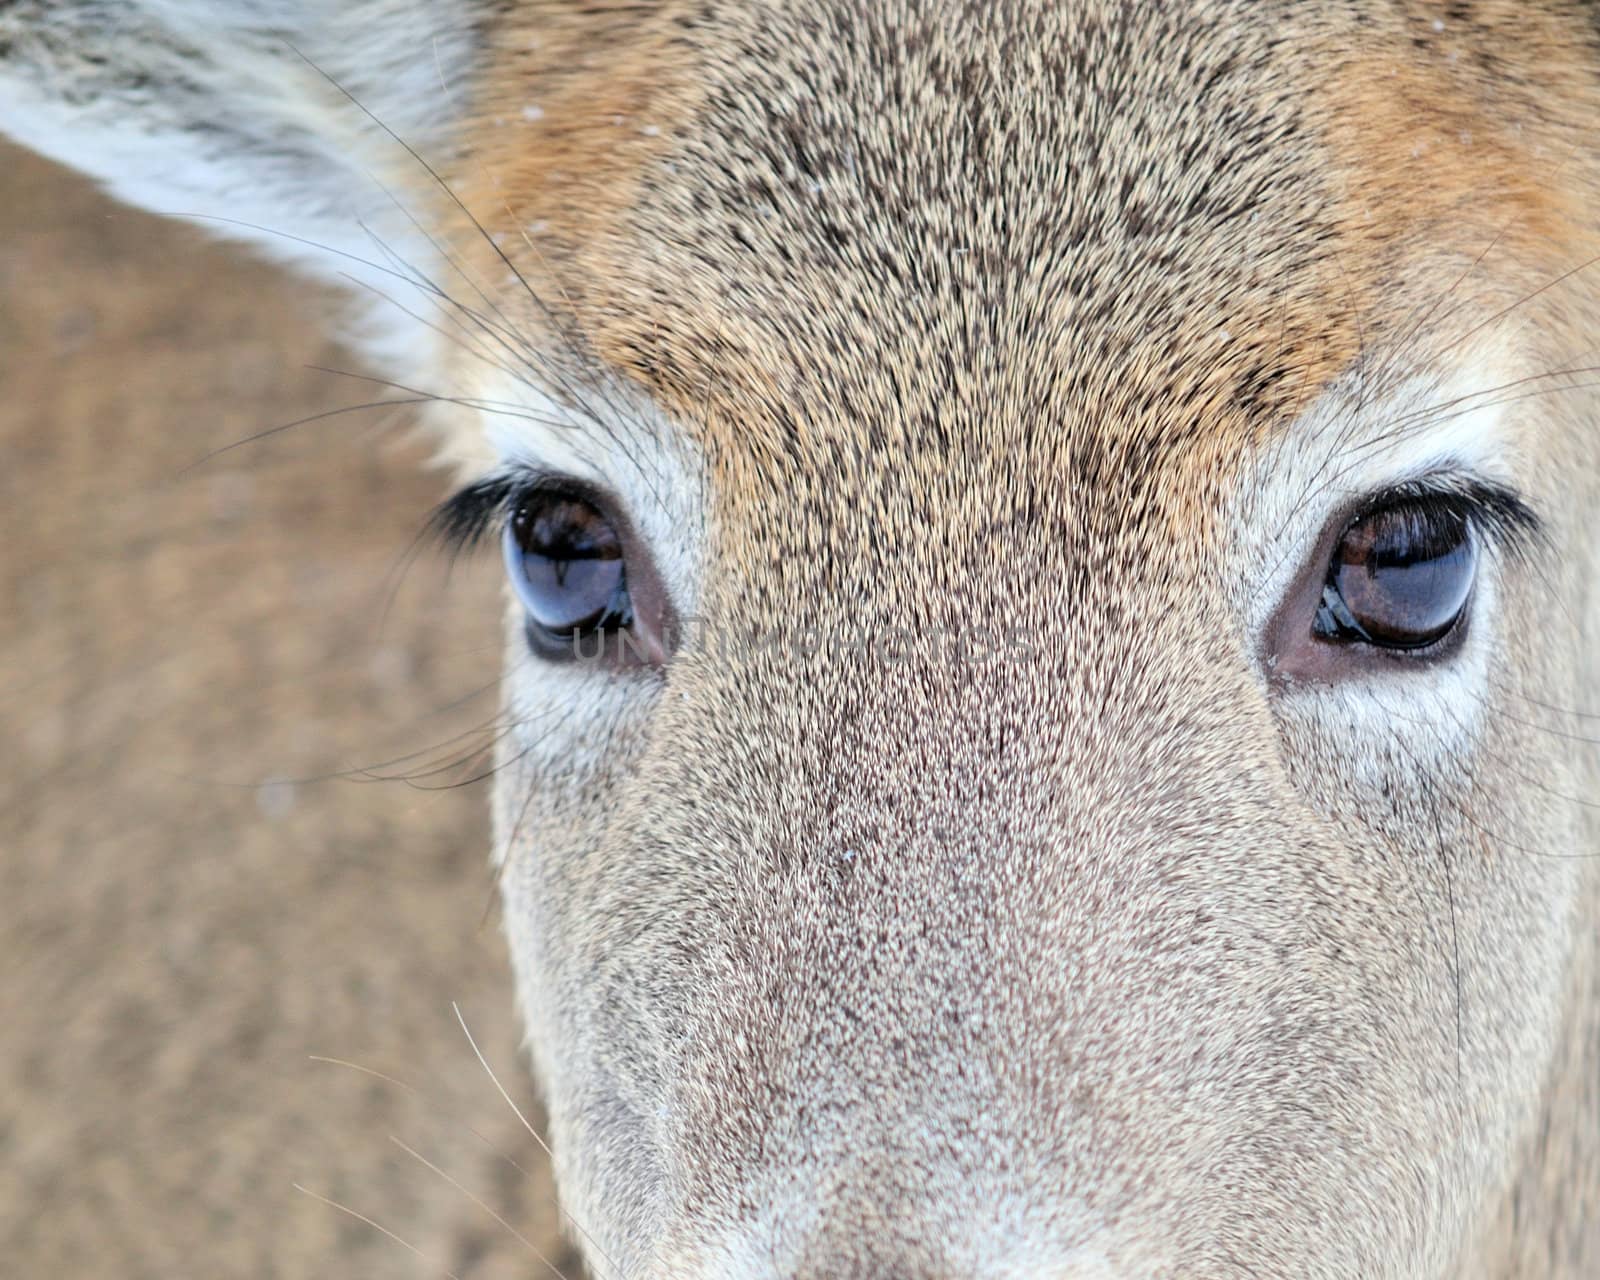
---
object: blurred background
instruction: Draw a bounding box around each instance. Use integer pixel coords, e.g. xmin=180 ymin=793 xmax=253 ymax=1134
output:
xmin=0 ymin=140 xmax=579 ymax=1277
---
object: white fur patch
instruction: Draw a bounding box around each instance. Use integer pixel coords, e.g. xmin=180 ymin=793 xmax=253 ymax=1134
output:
xmin=476 ymin=369 xmax=708 ymax=626
xmin=1235 ymin=343 xmax=1529 ymax=764
xmin=0 ymin=0 xmax=483 ymax=373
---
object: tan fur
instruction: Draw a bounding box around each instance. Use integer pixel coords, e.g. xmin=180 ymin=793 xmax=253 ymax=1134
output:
xmin=4 ymin=1 xmax=1599 ymax=1276
xmin=450 ymin=3 xmax=1600 ymax=1274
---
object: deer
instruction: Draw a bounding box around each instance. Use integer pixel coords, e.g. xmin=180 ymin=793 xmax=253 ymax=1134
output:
xmin=2 ymin=2 xmax=1596 ymax=1276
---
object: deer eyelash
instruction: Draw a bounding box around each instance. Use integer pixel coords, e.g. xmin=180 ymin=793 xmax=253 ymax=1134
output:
xmin=427 ymin=471 xmax=528 ymax=556
xmin=1350 ymin=474 xmax=1545 ymax=562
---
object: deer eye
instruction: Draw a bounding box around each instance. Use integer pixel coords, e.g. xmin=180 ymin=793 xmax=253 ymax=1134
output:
xmin=503 ymin=488 xmax=633 ymax=655
xmin=1312 ymin=498 xmax=1477 ymax=651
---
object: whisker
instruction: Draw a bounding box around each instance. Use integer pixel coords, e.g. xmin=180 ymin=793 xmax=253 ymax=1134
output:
xmin=1249 ymin=227 xmax=1600 ymax=604
xmin=368 ymin=731 xmax=521 ymax=791
xmin=1436 ymin=248 xmax=1600 ymax=365
xmin=1470 ymin=743 xmax=1600 ymax=814
xmin=180 ymin=397 xmax=434 ymax=473
xmin=311 ymin=46 xmax=679 ymax=519
xmin=498 ymin=202 xmax=672 ymax=513
xmin=292 ymin=1182 xmax=464 ymax=1279
xmin=308 ymin=1055 xmax=540 ymax=1183
xmin=451 ymin=1004 xmax=551 ymax=1166
xmin=1246 ymin=362 xmax=1598 ymax=609
xmin=145 ymin=697 xmax=516 ymax=794
xmin=390 ymin=1136 xmax=574 ymax=1280
xmin=1465 ymin=689 xmax=1600 ymax=749
xmin=1371 ymin=693 xmax=1600 ymax=862
xmin=496 ymin=689 xmax=634 ymax=866
xmin=166 ymin=211 xmax=445 ymax=290
xmin=367 ymin=187 xmax=607 ymax=430
xmin=1426 ymin=795 xmax=1465 ymax=1091
xmin=428 ymin=700 xmax=585 ymax=797
xmin=309 ymin=1054 xmax=424 ymax=1095
xmin=453 ymin=1003 xmax=624 ymax=1280
xmin=1489 ymin=679 xmax=1600 ymax=723
xmin=1324 ymin=368 xmax=1600 ymax=499
xmin=289 ymin=46 xmax=625 ymax=439
xmin=163 ymin=209 xmax=553 ymax=402
xmin=304 ymin=363 xmax=556 ymax=421
xmin=1383 ymin=156 xmax=1591 ymax=375
xmin=338 ymin=267 xmax=550 ymax=398
xmin=355 ymin=214 xmax=571 ymax=401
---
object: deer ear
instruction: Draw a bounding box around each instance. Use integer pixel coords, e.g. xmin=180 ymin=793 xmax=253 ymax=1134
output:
xmin=0 ymin=1 xmax=484 ymax=368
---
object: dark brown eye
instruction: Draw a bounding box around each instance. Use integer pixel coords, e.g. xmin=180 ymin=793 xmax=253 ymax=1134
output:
xmin=1313 ymin=500 xmax=1477 ymax=651
xmin=503 ymin=489 xmax=633 ymax=653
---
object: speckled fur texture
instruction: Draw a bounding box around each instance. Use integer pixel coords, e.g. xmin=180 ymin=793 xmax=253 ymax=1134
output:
xmin=4 ymin=2 xmax=1598 ymax=1276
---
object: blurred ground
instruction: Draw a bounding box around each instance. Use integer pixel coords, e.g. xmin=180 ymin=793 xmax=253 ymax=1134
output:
xmin=0 ymin=141 xmax=578 ymax=1278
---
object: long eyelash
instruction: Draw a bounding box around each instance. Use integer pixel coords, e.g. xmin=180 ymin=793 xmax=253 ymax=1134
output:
xmin=1461 ymin=483 xmax=1545 ymax=556
xmin=1366 ymin=475 xmax=1545 ymax=558
xmin=428 ymin=473 xmax=523 ymax=556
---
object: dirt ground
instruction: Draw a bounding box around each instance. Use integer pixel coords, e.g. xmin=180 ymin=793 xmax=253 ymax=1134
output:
xmin=0 ymin=141 xmax=579 ymax=1278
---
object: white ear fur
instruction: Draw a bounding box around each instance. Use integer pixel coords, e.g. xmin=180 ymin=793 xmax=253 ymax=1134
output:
xmin=0 ymin=0 xmax=485 ymax=370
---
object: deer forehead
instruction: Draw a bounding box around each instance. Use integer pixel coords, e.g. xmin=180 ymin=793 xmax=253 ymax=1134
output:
xmin=448 ymin=0 xmax=1593 ymax=520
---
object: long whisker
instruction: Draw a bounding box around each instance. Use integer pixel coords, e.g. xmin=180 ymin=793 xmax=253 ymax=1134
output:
xmin=1382 ymin=147 xmax=1585 ymax=377
xmin=497 ymin=199 xmax=672 ymax=513
xmin=1437 ymin=249 xmax=1600 ymax=365
xmin=1372 ymin=694 xmax=1600 ymax=862
xmin=308 ymin=1055 xmax=541 ymax=1182
xmin=495 ymin=687 xmax=636 ymax=869
xmin=165 ymin=211 xmax=443 ymax=289
xmin=355 ymin=213 xmax=579 ymax=405
xmin=180 ymin=397 xmax=434 ymax=472
xmin=1425 ymin=794 xmax=1465 ymax=1092
xmin=1470 ymin=742 xmax=1600 ymax=813
xmin=1252 ymin=227 xmax=1600 ymax=599
xmin=453 ymin=1003 xmax=625 ymax=1280
xmin=168 ymin=207 xmax=562 ymax=404
xmin=338 ymin=266 xmax=551 ymax=398
xmin=1321 ymin=369 xmax=1600 ymax=499
xmin=288 ymin=46 xmax=624 ymax=437
xmin=304 ymin=363 xmax=553 ymax=420
xmin=390 ymin=1136 xmax=574 ymax=1280
xmin=292 ymin=1182 xmax=465 ymax=1280
xmin=1246 ymin=363 xmax=1599 ymax=609
xmin=1465 ymin=689 xmax=1600 ymax=749
xmin=1487 ymin=678 xmax=1600 ymax=723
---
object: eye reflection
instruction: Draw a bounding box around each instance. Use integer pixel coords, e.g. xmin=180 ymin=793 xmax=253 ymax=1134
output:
xmin=1313 ymin=501 xmax=1477 ymax=651
xmin=503 ymin=493 xmax=633 ymax=645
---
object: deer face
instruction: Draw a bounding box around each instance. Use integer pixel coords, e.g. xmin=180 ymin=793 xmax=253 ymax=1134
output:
xmin=436 ymin=4 xmax=1600 ymax=1274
